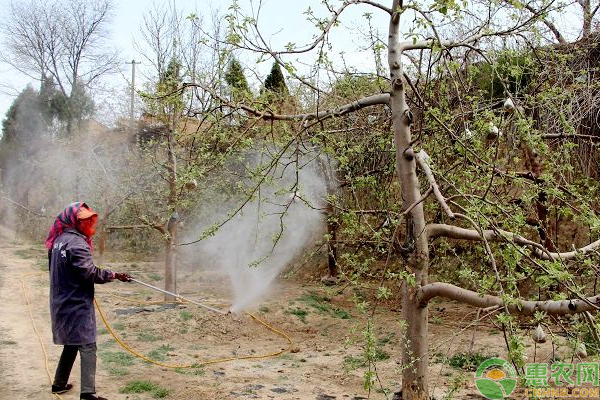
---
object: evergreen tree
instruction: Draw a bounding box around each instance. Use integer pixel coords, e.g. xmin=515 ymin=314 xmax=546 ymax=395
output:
xmin=263 ymin=61 xmax=288 ymax=95
xmin=51 ymin=82 xmax=95 ymax=133
xmin=225 ymin=57 xmax=251 ymax=100
xmin=0 ymin=85 xmax=51 ymax=201
xmin=1 ymin=86 xmax=48 ymax=150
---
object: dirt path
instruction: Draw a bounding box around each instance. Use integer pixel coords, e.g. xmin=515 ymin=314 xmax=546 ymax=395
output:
xmin=0 ymin=227 xmax=56 ymax=399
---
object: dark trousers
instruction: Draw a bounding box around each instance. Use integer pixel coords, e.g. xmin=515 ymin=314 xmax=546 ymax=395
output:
xmin=53 ymin=343 xmax=97 ymax=394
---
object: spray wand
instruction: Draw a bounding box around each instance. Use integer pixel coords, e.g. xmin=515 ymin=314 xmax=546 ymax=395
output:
xmin=130 ymin=278 xmax=230 ymax=315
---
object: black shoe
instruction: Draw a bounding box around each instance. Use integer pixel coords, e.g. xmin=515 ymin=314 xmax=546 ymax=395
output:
xmin=52 ymin=383 xmax=73 ymax=394
xmin=80 ymin=393 xmax=108 ymax=400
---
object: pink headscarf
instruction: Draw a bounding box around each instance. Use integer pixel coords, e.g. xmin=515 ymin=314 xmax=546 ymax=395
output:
xmin=45 ymin=202 xmax=95 ymax=250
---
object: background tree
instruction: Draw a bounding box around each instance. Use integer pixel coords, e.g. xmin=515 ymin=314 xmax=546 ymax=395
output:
xmin=225 ymin=56 xmax=251 ymax=101
xmin=0 ymin=86 xmax=51 ymax=205
xmin=0 ymin=0 xmax=117 ymax=136
xmin=263 ymin=61 xmax=288 ymax=95
xmin=131 ymin=2 xmax=250 ymax=299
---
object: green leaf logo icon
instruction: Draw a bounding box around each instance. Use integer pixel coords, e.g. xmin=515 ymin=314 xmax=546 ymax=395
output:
xmin=475 ymin=358 xmax=518 ymax=399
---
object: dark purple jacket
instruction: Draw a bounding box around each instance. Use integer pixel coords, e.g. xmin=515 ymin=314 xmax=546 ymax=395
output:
xmin=48 ymin=229 xmax=113 ymax=345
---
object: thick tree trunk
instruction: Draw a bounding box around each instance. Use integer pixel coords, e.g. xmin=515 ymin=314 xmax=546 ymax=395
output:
xmin=164 ymin=228 xmax=177 ymax=300
xmin=326 ymin=203 xmax=338 ymax=278
xmin=98 ymin=225 xmax=107 ymax=264
xmin=523 ymin=144 xmax=554 ymax=251
xmin=164 ymin=129 xmax=178 ymax=300
xmin=581 ymin=0 xmax=592 ymax=38
xmin=316 ymin=154 xmax=339 ymax=282
xmin=389 ymin=2 xmax=430 ymax=398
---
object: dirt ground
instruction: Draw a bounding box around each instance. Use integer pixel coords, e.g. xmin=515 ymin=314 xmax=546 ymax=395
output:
xmin=0 ymin=224 xmax=584 ymax=400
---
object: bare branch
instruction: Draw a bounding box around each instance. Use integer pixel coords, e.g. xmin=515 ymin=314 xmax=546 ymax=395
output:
xmin=0 ymin=194 xmax=46 ymax=217
xmin=184 ymin=82 xmax=390 ymax=122
xmin=418 ymin=282 xmax=600 ymax=315
xmin=414 ymin=150 xmax=454 ymax=219
xmin=398 ymin=5 xmax=556 ymax=53
xmin=516 ymin=1 xmax=566 ymax=44
xmin=251 ymin=0 xmax=392 ymax=56
xmin=426 ymin=223 xmax=600 ymax=260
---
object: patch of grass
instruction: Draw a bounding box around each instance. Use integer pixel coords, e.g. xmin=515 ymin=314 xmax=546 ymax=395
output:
xmin=175 ymin=365 xmax=205 ymax=375
xmin=446 ymin=373 xmax=469 ymax=400
xmin=258 ymin=305 xmax=269 ymax=313
xmin=179 ymin=310 xmax=193 ymax=321
xmin=147 ymin=273 xmax=162 ymax=281
xmin=97 ymin=341 xmax=114 ymax=351
xmin=377 ymin=333 xmax=395 ymax=346
xmin=99 ymin=349 xmax=135 ymax=376
xmin=99 ymin=351 xmax=135 ymax=366
xmin=332 ymin=308 xmax=351 ymax=319
xmin=147 ymin=344 xmax=174 ymax=361
xmin=120 ymin=380 xmax=171 ymax=398
xmin=298 ymin=293 xmax=331 ymax=313
xmin=14 ymin=248 xmax=42 ymax=259
xmin=297 ymin=292 xmax=352 ymax=320
xmin=106 ymin=365 xmax=130 ymax=377
xmin=112 ymin=322 xmax=126 ymax=331
xmin=434 ymin=351 xmax=497 ymax=371
xmin=36 ymin=259 xmax=48 ymax=270
xmin=138 ymin=332 xmax=163 ymax=342
xmin=286 ymin=307 xmax=308 ymax=323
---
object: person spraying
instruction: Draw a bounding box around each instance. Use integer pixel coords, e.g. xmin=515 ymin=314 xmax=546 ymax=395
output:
xmin=45 ymin=202 xmax=131 ymax=400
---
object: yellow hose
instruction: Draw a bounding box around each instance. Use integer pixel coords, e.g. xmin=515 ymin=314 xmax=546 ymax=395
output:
xmin=19 ymin=272 xmax=63 ymax=399
xmin=94 ymin=296 xmax=293 ymax=369
xmin=21 ymin=269 xmax=293 ymax=390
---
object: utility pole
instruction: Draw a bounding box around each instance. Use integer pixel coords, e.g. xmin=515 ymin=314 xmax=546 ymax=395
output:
xmin=126 ymin=59 xmax=141 ymax=121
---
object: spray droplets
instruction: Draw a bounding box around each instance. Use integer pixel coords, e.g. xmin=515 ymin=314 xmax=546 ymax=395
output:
xmin=189 ymin=152 xmax=329 ymax=312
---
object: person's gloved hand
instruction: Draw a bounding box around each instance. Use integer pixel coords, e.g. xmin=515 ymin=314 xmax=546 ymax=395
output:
xmin=114 ymin=272 xmax=132 ymax=282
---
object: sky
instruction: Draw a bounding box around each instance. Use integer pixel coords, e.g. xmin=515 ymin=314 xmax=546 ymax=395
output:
xmin=0 ymin=0 xmax=585 ymax=124
xmin=0 ymin=0 xmax=389 ymax=125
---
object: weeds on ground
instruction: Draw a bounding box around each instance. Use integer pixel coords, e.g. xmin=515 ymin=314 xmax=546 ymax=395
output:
xmin=288 ymin=292 xmax=352 ymax=322
xmin=147 ymin=344 xmax=174 ymax=361
xmin=120 ymin=380 xmax=171 ymax=398
xmin=299 ymin=293 xmax=331 ymax=312
xmin=147 ymin=273 xmax=162 ymax=281
xmin=258 ymin=305 xmax=269 ymax=313
xmin=179 ymin=310 xmax=193 ymax=321
xmin=99 ymin=350 xmax=135 ymax=366
xmin=286 ymin=307 xmax=308 ymax=323
xmin=99 ymin=350 xmax=135 ymax=376
xmin=138 ymin=332 xmax=163 ymax=342
xmin=14 ymin=247 xmax=43 ymax=259
xmin=443 ymin=373 xmax=469 ymax=400
xmin=112 ymin=322 xmax=126 ymax=331
xmin=434 ymin=351 xmax=497 ymax=371
xmin=175 ymin=365 xmax=205 ymax=375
